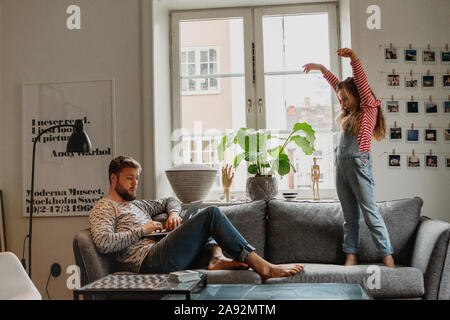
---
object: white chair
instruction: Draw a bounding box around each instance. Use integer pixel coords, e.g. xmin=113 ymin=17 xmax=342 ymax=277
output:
xmin=0 ymin=252 xmax=41 ymax=300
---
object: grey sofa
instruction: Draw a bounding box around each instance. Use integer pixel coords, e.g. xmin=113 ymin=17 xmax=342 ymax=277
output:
xmin=73 ymin=197 xmax=450 ymax=300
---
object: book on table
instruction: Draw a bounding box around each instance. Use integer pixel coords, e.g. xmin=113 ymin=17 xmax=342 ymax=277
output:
xmin=169 ymin=270 xmax=202 ymax=283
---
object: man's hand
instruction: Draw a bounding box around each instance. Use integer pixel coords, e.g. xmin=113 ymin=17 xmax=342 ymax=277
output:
xmin=142 ymin=221 xmax=163 ymax=235
xmin=337 ymin=48 xmax=358 ymax=61
xmin=166 ymin=211 xmax=182 ymax=231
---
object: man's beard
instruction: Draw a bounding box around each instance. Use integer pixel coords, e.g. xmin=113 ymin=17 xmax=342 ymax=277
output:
xmin=115 ymin=183 xmax=136 ymax=201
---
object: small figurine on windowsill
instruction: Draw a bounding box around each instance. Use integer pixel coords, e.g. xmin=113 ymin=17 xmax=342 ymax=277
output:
xmin=221 ymin=164 xmax=234 ymax=202
xmin=311 ymin=157 xmax=320 ymax=200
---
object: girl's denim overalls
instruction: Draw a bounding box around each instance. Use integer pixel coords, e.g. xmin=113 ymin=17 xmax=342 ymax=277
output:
xmin=335 ymin=131 xmax=394 ymax=256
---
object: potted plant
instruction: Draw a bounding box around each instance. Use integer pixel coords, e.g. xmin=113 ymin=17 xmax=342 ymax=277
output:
xmin=217 ymin=122 xmax=316 ymax=200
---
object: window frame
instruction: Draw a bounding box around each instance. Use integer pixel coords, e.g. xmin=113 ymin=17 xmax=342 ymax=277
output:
xmin=170 ymin=3 xmax=341 ymax=201
xmin=181 ymin=46 xmax=221 ymax=95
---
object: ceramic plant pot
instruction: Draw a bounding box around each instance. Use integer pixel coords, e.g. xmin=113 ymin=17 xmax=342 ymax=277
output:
xmin=246 ymin=176 xmax=278 ymax=201
xmin=165 ymin=164 xmax=217 ymax=203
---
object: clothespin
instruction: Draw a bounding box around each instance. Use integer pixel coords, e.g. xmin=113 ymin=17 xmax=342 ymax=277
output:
xmin=429 ymin=123 xmax=432 ymax=130
xmin=446 ymin=43 xmax=449 ymax=52
xmin=390 ymin=43 xmax=393 ymax=50
xmin=410 ymin=70 xmax=413 ymax=77
xmin=392 ymin=68 xmax=396 ymax=75
xmin=391 ymin=95 xmax=394 ymax=101
xmin=411 ymin=95 xmax=414 ymax=101
xmin=427 ymin=69 xmax=430 ymax=76
xmin=429 ymin=149 xmax=433 ymax=156
xmin=412 ymin=149 xmax=415 ymax=156
xmin=394 ymin=121 xmax=397 ymax=128
xmin=429 ymin=95 xmax=432 ymax=102
xmin=427 ymin=44 xmax=431 ymax=51
xmin=447 ymin=69 xmax=449 ymax=75
xmin=409 ymin=44 xmax=412 ymax=50
xmin=392 ymin=149 xmax=396 ymax=155
xmin=411 ymin=123 xmax=414 ymax=130
xmin=448 ymin=94 xmax=450 ymax=101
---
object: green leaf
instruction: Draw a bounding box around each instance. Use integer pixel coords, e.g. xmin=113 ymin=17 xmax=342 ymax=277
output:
xmin=291 ymin=135 xmax=315 ymax=155
xmin=277 ymin=157 xmax=291 ymax=176
xmin=233 ymin=152 xmax=246 ymax=168
xmin=248 ymin=164 xmax=258 ymax=175
xmin=293 ymin=122 xmax=316 ymax=144
xmin=268 ymin=146 xmax=283 ymax=158
xmin=217 ymin=135 xmax=228 ymax=161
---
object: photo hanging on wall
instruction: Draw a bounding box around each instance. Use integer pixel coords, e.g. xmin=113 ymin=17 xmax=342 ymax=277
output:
xmin=425 ymin=154 xmax=438 ymax=169
xmin=407 ymin=153 xmax=421 ymax=170
xmin=385 ymin=47 xmax=398 ymax=62
xmin=388 ymin=154 xmax=401 ymax=169
xmin=387 ymin=74 xmax=400 ymax=88
xmin=425 ymin=100 xmax=438 ymax=115
xmin=404 ymin=48 xmax=417 ymax=63
xmin=423 ymin=49 xmax=436 ymax=64
xmin=446 ymin=155 xmax=450 ymax=169
xmin=443 ymin=75 xmax=450 ymax=88
xmin=441 ymin=50 xmax=450 ymax=64
xmin=407 ymin=128 xmax=420 ymax=143
xmin=424 ymin=128 xmax=438 ymax=143
xmin=444 ymin=128 xmax=450 ymax=143
xmin=386 ymin=100 xmax=400 ymax=114
xmin=422 ymin=75 xmax=435 ymax=88
xmin=389 ymin=127 xmax=402 ymax=142
xmin=444 ymin=100 xmax=450 ymax=113
xmin=405 ymin=75 xmax=418 ymax=89
xmin=406 ymin=100 xmax=419 ymax=114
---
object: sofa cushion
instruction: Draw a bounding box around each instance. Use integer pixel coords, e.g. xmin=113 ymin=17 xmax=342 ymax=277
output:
xmin=359 ymin=197 xmax=423 ymax=263
xmin=219 ymin=200 xmax=267 ymax=258
xmin=266 ymin=197 xmax=423 ymax=264
xmin=194 ymin=269 xmax=262 ymax=284
xmin=265 ymin=263 xmax=424 ymax=299
xmin=266 ymin=200 xmax=345 ymax=264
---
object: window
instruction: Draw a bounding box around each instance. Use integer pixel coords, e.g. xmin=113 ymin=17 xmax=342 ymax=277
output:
xmin=171 ymin=4 xmax=339 ymax=200
xmin=181 ymin=47 xmax=220 ymax=94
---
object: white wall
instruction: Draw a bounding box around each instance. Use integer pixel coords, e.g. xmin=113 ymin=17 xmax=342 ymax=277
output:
xmin=153 ymin=0 xmax=174 ymax=198
xmin=0 ymin=0 xmax=145 ymax=300
xmin=346 ymin=0 xmax=450 ymax=222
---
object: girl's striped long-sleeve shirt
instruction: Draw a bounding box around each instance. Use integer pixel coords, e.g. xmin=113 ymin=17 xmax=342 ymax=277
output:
xmin=323 ymin=58 xmax=381 ymax=152
xmin=89 ymin=197 xmax=181 ymax=273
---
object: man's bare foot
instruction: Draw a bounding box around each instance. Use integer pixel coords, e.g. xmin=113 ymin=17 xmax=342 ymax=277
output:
xmin=208 ymin=256 xmax=249 ymax=270
xmin=260 ymin=263 xmax=305 ymax=282
xmin=244 ymin=252 xmax=304 ymax=282
xmin=344 ymin=254 xmax=358 ymax=266
xmin=383 ymin=255 xmax=395 ymax=268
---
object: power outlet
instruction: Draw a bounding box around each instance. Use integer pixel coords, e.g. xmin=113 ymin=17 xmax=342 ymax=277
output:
xmin=50 ymin=263 xmax=61 ymax=277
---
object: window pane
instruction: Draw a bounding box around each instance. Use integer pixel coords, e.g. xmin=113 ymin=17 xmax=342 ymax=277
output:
xmin=200 ymin=63 xmax=208 ymax=75
xmin=209 ymin=49 xmax=217 ymax=62
xmin=179 ymin=18 xmax=246 ymax=191
xmin=262 ymin=12 xmax=335 ymax=192
xmin=188 ymin=64 xmax=196 ymax=75
xmin=188 ymin=50 xmax=195 ymax=63
xmin=209 ymin=63 xmax=217 ymax=74
xmin=200 ymin=50 xmax=208 ymax=62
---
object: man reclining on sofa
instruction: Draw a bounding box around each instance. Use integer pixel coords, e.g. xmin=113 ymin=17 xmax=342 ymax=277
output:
xmin=89 ymin=155 xmax=304 ymax=281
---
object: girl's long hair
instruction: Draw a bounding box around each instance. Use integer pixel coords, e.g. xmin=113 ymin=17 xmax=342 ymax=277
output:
xmin=336 ymin=77 xmax=386 ymax=141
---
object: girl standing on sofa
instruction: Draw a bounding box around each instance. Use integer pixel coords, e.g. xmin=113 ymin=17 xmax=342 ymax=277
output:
xmin=302 ymin=48 xmax=395 ymax=268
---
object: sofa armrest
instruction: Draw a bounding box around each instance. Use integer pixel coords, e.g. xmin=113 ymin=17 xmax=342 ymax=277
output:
xmin=411 ymin=216 xmax=450 ymax=300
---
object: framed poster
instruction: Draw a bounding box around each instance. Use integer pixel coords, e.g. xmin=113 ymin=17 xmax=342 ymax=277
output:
xmin=22 ymin=80 xmax=116 ymax=217
xmin=0 ymin=190 xmax=6 ymax=252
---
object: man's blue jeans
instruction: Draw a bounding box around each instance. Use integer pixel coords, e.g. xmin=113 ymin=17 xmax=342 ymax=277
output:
xmin=141 ymin=206 xmax=255 ymax=273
